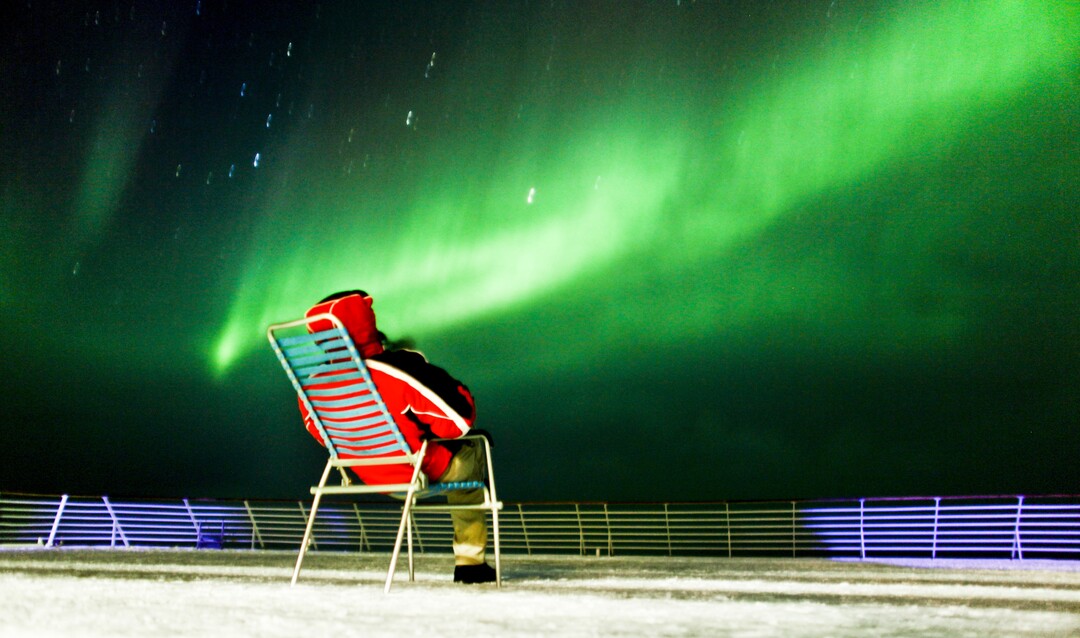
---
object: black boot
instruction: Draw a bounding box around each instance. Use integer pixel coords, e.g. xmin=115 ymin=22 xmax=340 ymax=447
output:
xmin=453 ymin=563 xmax=497 ymax=584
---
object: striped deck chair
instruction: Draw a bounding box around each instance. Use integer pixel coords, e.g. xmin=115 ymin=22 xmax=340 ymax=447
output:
xmin=267 ymin=313 xmax=502 ymax=592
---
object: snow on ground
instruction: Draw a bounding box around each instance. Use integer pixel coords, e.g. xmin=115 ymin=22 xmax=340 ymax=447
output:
xmin=1 ymin=549 xmax=1079 ymax=637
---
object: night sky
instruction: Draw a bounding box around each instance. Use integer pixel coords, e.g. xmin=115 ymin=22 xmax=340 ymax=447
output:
xmin=2 ymin=1 xmax=1077 ymax=503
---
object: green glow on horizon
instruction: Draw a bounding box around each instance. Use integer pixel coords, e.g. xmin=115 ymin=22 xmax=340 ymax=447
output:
xmin=212 ymin=0 xmax=1076 ymax=374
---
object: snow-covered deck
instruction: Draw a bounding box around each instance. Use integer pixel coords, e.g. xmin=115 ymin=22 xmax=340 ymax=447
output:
xmin=2 ymin=549 xmax=1079 ymax=637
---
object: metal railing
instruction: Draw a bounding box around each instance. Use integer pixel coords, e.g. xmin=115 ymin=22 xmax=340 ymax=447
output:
xmin=2 ymin=493 xmax=1078 ymax=559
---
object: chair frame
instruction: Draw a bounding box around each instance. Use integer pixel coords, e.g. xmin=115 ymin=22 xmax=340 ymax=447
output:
xmin=267 ymin=313 xmax=502 ymax=592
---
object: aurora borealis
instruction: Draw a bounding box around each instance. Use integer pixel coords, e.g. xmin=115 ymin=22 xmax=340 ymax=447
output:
xmin=2 ymin=1 xmax=1077 ymax=501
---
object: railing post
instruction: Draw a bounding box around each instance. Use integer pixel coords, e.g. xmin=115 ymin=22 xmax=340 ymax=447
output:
xmin=243 ymin=500 xmax=264 ymax=549
xmin=1012 ymin=495 xmax=1025 ymax=560
xmin=931 ymin=497 xmax=941 ymax=559
xmin=298 ymin=501 xmax=317 ymax=550
xmin=791 ymin=501 xmax=796 ymax=557
xmin=46 ymin=494 xmax=69 ymax=548
xmin=518 ymin=504 xmax=532 ymax=556
xmin=102 ymin=496 xmax=129 ymax=548
xmin=352 ymin=504 xmax=369 ymax=552
xmin=410 ymin=512 xmax=425 ymax=553
xmin=603 ymin=503 xmax=613 ymax=557
xmin=859 ymin=498 xmax=866 ymax=560
xmin=183 ymin=498 xmax=199 ymax=547
xmin=725 ymin=502 xmax=732 ymax=558
xmin=575 ymin=504 xmax=585 ymax=556
xmin=664 ymin=503 xmax=672 ymax=557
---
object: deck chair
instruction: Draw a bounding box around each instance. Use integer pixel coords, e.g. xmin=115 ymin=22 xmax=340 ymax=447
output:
xmin=267 ymin=313 xmax=502 ymax=592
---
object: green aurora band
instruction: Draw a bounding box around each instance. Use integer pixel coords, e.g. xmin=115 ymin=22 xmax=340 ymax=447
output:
xmin=211 ymin=0 xmax=1076 ymax=375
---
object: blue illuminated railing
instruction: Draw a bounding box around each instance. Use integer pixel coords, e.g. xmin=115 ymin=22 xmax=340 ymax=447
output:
xmin=2 ymin=493 xmax=1077 ymax=559
xmin=801 ymin=495 xmax=1080 ymax=559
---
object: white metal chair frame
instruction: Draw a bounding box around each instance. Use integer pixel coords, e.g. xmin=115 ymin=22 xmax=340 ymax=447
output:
xmin=268 ymin=313 xmax=502 ymax=592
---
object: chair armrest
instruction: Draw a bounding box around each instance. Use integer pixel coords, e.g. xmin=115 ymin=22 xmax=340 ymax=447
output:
xmin=434 ymin=429 xmax=494 ymax=447
xmin=431 ymin=433 xmax=493 ymax=454
xmin=429 ymin=434 xmax=499 ymax=502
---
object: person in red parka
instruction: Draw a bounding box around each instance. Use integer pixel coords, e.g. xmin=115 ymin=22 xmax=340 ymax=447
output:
xmin=298 ymin=290 xmax=496 ymax=584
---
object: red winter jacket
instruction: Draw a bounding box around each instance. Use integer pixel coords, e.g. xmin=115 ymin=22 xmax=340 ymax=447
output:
xmin=298 ymin=294 xmax=475 ymax=484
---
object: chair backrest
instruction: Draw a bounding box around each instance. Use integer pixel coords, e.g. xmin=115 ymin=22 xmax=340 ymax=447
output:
xmin=267 ymin=313 xmax=411 ymax=463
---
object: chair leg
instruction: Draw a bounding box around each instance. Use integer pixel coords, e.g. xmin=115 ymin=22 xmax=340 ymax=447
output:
xmin=491 ymin=500 xmax=502 ymax=587
xmin=480 ymin=438 xmax=502 ymax=587
xmin=292 ymin=461 xmax=333 ymax=586
xmin=384 ymin=491 xmax=415 ymax=593
xmin=407 ymin=512 xmax=416 ymax=582
xmin=291 ymin=490 xmax=324 ymax=586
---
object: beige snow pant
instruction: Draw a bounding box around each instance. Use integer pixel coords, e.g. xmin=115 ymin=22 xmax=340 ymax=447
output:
xmin=436 ymin=440 xmax=488 ymax=566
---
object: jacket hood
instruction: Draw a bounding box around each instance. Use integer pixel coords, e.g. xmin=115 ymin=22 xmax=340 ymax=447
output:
xmin=306 ymin=293 xmax=385 ymax=358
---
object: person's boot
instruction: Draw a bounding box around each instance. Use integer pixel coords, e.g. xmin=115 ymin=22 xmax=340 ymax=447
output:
xmin=453 ymin=562 xmax=497 ymax=584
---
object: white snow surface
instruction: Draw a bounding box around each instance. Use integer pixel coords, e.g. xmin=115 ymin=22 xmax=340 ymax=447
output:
xmin=1 ymin=549 xmax=1079 ymax=637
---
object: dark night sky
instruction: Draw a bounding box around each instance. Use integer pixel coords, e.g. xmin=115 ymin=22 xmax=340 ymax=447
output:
xmin=1 ymin=1 xmax=1077 ymax=503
